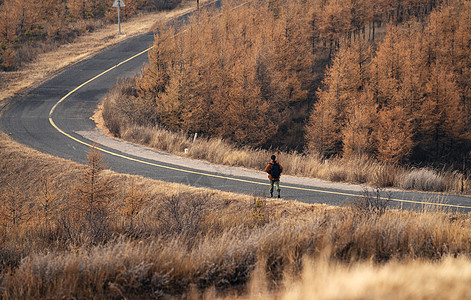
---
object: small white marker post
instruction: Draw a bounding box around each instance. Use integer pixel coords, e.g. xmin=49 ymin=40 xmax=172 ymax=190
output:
xmin=112 ymin=0 xmax=125 ymax=35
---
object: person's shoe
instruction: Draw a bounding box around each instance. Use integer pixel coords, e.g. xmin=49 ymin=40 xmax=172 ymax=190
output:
xmin=270 ymin=192 xmax=273 ymax=198
xmin=278 ymin=194 xmax=281 ymax=198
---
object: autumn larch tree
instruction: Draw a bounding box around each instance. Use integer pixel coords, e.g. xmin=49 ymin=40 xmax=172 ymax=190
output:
xmin=74 ymin=146 xmax=116 ymax=239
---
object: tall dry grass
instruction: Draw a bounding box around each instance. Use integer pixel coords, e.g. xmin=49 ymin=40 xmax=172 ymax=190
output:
xmin=3 ymin=132 xmax=471 ymax=298
xmin=238 ymin=256 xmax=471 ymax=300
xmin=3 ymin=204 xmax=471 ymax=298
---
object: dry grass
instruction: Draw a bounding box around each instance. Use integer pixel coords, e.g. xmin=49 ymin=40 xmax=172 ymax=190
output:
xmin=242 ymin=257 xmax=471 ymax=300
xmin=3 ymin=204 xmax=471 ymax=298
xmin=399 ymin=168 xmax=448 ymax=192
xmin=2 ymin=132 xmax=471 ymax=298
xmin=0 ymin=0 xmax=209 ymax=103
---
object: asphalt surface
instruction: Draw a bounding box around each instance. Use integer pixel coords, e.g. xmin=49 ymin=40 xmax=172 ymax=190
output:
xmin=2 ymin=5 xmax=471 ymax=212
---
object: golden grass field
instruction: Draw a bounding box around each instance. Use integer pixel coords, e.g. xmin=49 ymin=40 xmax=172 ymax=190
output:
xmin=2 ymin=131 xmax=471 ymax=298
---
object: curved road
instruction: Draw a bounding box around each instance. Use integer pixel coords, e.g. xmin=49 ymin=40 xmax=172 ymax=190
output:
xmin=2 ymin=7 xmax=471 ymax=212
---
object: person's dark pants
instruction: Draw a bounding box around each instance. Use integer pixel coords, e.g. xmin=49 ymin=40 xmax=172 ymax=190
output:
xmin=270 ymin=179 xmax=280 ymax=197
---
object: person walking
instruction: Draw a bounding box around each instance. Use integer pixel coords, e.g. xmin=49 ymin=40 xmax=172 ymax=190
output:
xmin=265 ymin=155 xmax=283 ymax=198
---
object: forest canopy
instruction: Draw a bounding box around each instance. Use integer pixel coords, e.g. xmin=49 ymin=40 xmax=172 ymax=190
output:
xmin=306 ymin=2 xmax=471 ymax=163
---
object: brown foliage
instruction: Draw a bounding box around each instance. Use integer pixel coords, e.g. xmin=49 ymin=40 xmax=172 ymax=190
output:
xmin=72 ymin=146 xmax=117 ymax=240
xmin=35 ymin=171 xmax=59 ymax=229
xmin=306 ymin=39 xmax=375 ymax=157
xmin=0 ymin=185 xmax=31 ymax=228
xmin=376 ymin=106 xmax=413 ymax=163
xmin=135 ymin=1 xmax=314 ymax=147
xmin=104 ymin=0 xmax=445 ymax=151
xmin=306 ymin=1 xmax=471 ymax=163
xmin=119 ymin=178 xmax=146 ymax=227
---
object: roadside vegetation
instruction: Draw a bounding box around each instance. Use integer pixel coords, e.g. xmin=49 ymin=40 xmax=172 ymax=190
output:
xmin=102 ymin=0 xmax=471 ymax=194
xmin=2 ymin=132 xmax=471 ymax=298
xmin=100 ymin=111 xmax=471 ymax=194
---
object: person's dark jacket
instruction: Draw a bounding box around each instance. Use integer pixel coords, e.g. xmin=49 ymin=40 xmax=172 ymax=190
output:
xmin=265 ymin=160 xmax=283 ymax=181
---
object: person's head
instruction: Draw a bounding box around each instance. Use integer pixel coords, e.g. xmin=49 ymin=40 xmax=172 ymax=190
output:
xmin=271 ymin=155 xmax=276 ymax=161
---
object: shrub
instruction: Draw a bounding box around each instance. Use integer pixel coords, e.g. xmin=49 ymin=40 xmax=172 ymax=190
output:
xmin=349 ymin=188 xmax=390 ymax=216
xmin=157 ymin=192 xmax=210 ymax=239
xmin=399 ymin=168 xmax=447 ymax=192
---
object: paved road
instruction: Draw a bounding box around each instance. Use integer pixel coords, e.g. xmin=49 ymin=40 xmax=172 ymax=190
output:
xmin=2 ymin=5 xmax=471 ymax=212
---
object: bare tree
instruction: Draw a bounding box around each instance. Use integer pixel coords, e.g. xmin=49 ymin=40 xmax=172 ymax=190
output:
xmin=157 ymin=193 xmax=208 ymax=238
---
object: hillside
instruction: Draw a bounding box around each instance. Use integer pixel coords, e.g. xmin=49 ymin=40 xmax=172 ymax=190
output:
xmin=2 ymin=132 xmax=471 ymax=298
xmin=101 ymin=0 xmax=471 ymax=194
xmin=306 ymin=3 xmax=471 ymax=163
xmin=0 ymin=0 xmax=180 ymax=72
xmin=103 ymin=0 xmax=471 ymax=159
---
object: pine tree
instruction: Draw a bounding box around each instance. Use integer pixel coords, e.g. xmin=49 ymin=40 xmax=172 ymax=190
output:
xmin=0 ymin=186 xmax=30 ymax=230
xmin=36 ymin=172 xmax=58 ymax=230
xmin=418 ymin=62 xmax=465 ymax=160
xmin=306 ymin=38 xmax=372 ymax=157
xmin=138 ymin=28 xmax=175 ymax=99
xmin=375 ymin=106 xmax=413 ymax=163
xmin=74 ymin=146 xmax=116 ymax=239
xmin=120 ymin=179 xmax=146 ymax=228
xmin=342 ymin=90 xmax=376 ymax=158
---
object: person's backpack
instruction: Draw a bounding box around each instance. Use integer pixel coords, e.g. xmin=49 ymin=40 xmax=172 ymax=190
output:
xmin=270 ymin=162 xmax=281 ymax=178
